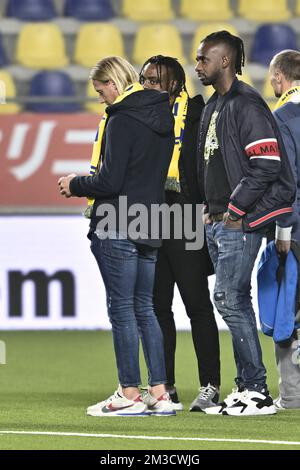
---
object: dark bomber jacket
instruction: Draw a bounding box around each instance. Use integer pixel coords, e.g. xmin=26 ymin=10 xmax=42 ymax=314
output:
xmin=198 ymin=78 xmax=296 ymax=231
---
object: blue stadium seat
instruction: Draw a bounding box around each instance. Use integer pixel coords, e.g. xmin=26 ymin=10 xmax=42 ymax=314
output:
xmin=0 ymin=33 xmax=8 ymax=66
xmin=250 ymin=24 xmax=297 ymax=66
xmin=64 ymin=0 xmax=114 ymax=20
xmin=6 ymin=0 xmax=56 ymax=21
xmin=27 ymin=71 xmax=81 ymax=113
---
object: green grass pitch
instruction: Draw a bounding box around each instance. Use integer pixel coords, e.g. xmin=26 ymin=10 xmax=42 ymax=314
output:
xmin=0 ymin=331 xmax=300 ymax=450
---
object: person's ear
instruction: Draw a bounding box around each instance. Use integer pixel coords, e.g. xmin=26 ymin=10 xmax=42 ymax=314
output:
xmin=275 ymin=71 xmax=282 ymax=84
xmin=222 ymin=55 xmax=230 ymax=69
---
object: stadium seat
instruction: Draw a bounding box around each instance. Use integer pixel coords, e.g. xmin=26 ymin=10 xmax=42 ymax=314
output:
xmin=6 ymin=0 xmax=56 ymax=21
xmin=85 ymin=79 xmax=106 ymax=114
xmin=250 ymin=24 xmax=297 ymax=66
xmin=296 ymin=0 xmax=300 ymax=15
xmin=238 ymin=0 xmax=291 ymax=22
xmin=133 ymin=24 xmax=186 ymax=65
xmin=64 ymin=0 xmax=114 ymax=21
xmin=0 ymin=33 xmax=8 ymax=67
xmin=123 ymin=0 xmax=174 ymax=21
xmin=16 ymin=23 xmax=68 ymax=69
xmin=74 ymin=23 xmax=125 ymax=68
xmin=180 ymin=0 xmax=233 ymax=21
xmin=0 ymin=71 xmax=21 ymax=114
xmin=185 ymin=74 xmax=195 ymax=98
xmin=263 ymin=75 xmax=275 ymax=100
xmin=191 ymin=23 xmax=239 ymax=62
xmin=27 ymin=71 xmax=81 ymax=113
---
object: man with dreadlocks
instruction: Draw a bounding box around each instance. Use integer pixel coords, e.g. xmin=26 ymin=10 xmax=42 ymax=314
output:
xmin=196 ymin=31 xmax=295 ymax=416
xmin=139 ymin=55 xmax=221 ymax=412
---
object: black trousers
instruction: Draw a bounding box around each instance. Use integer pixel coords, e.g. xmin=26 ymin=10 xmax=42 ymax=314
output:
xmin=153 ymin=236 xmax=221 ymax=388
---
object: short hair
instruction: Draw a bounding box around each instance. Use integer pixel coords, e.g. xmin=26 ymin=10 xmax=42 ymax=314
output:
xmin=140 ymin=55 xmax=186 ymax=97
xmin=271 ymin=50 xmax=300 ymax=82
xmin=202 ymin=30 xmax=245 ymax=75
xmin=90 ymin=56 xmax=139 ymax=95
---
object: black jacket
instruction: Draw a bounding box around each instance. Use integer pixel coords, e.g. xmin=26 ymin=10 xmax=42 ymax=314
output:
xmin=70 ymin=89 xmax=175 ymax=246
xmin=177 ymin=95 xmax=205 ymax=204
xmin=198 ymin=78 xmax=296 ymax=231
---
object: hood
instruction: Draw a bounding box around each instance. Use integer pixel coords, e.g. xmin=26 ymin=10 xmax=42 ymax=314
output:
xmin=106 ymin=89 xmax=174 ymax=135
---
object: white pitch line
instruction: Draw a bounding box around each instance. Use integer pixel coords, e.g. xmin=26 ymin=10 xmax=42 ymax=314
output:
xmin=0 ymin=431 xmax=300 ymax=447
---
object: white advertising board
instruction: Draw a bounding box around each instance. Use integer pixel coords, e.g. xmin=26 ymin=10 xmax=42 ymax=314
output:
xmin=0 ymin=216 xmax=263 ymax=330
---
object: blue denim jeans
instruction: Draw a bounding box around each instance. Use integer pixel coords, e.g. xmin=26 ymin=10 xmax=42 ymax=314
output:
xmin=90 ymin=233 xmax=167 ymax=387
xmin=205 ymin=222 xmax=267 ymax=392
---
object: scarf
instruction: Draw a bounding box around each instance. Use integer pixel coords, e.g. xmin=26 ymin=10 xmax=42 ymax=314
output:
xmin=274 ymin=86 xmax=300 ymax=111
xmin=84 ymin=82 xmax=144 ymax=218
xmin=165 ymin=89 xmax=189 ymax=193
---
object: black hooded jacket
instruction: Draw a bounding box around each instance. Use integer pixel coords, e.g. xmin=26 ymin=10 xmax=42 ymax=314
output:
xmin=70 ymin=89 xmax=175 ymax=246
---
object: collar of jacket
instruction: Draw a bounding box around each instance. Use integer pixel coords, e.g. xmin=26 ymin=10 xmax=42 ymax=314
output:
xmin=185 ymin=94 xmax=205 ymax=124
xmin=206 ymin=77 xmax=239 ymax=104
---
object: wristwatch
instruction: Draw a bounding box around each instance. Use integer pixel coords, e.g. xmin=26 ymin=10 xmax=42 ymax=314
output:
xmin=228 ymin=213 xmax=240 ymax=222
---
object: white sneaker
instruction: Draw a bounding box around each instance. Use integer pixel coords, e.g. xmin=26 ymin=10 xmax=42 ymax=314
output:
xmin=223 ymin=389 xmax=277 ymax=416
xmin=204 ymin=388 xmax=241 ymax=415
xmin=143 ymin=390 xmax=176 ymax=416
xmin=87 ymin=385 xmax=148 ymax=417
xmin=168 ymin=389 xmax=184 ymax=411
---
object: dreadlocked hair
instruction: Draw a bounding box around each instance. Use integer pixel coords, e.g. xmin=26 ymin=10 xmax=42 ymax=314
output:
xmin=140 ymin=55 xmax=187 ymax=97
xmin=203 ymin=30 xmax=245 ymax=75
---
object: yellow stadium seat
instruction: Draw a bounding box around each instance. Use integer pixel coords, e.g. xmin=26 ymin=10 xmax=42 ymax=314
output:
xmin=296 ymin=0 xmax=300 ymax=15
xmin=0 ymin=71 xmax=21 ymax=113
xmin=133 ymin=24 xmax=186 ymax=65
xmin=123 ymin=0 xmax=174 ymax=21
xmin=185 ymin=74 xmax=196 ymax=98
xmin=74 ymin=23 xmax=125 ymax=68
xmin=203 ymin=71 xmax=254 ymax=98
xmin=263 ymin=75 xmax=276 ymax=100
xmin=265 ymin=99 xmax=276 ymax=111
xmin=181 ymin=0 xmax=233 ymax=21
xmin=238 ymin=0 xmax=291 ymax=22
xmin=191 ymin=23 xmax=239 ymax=62
xmin=16 ymin=23 xmax=68 ymax=68
xmin=85 ymin=79 xmax=106 ymax=114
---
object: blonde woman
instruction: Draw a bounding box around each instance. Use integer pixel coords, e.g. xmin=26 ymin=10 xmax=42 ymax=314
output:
xmin=58 ymin=57 xmax=175 ymax=417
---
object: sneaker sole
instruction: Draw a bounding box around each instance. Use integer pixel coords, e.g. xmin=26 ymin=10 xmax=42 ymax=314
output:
xmin=87 ymin=410 xmax=149 ymax=417
xmin=223 ymin=406 xmax=277 ymax=416
xmin=203 ymin=406 xmax=224 ymax=415
xmin=145 ymin=411 xmax=176 ymax=416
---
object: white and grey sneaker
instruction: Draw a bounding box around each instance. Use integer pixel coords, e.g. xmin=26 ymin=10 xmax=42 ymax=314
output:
xmin=87 ymin=385 xmax=148 ymax=417
xmin=222 ymin=389 xmax=277 ymax=416
xmin=190 ymin=383 xmax=219 ymax=412
xmin=143 ymin=390 xmax=176 ymax=416
xmin=204 ymin=388 xmax=241 ymax=415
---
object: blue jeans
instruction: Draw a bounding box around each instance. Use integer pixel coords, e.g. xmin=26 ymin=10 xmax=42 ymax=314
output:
xmin=90 ymin=233 xmax=167 ymax=387
xmin=205 ymin=222 xmax=267 ymax=392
